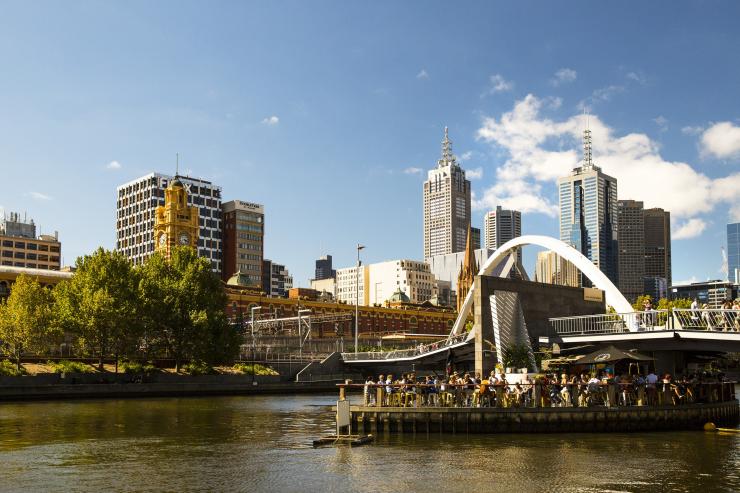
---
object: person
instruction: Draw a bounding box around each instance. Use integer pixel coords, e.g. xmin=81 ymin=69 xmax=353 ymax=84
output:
xmin=691 ymin=298 xmax=700 ymax=328
xmin=701 ymin=304 xmax=714 ymax=330
xmin=363 ymin=375 xmax=375 ymax=406
xmin=377 ymin=374 xmax=385 ymax=406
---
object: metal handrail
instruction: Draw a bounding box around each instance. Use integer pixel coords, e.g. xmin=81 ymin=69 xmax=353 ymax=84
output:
xmin=341 ymin=333 xmax=469 ymax=361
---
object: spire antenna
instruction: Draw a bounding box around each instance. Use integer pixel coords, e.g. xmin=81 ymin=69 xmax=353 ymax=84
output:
xmin=438 ymin=126 xmax=456 ymax=166
xmin=582 ymin=113 xmax=593 ymax=169
xmin=175 ymin=153 xmax=179 ymax=177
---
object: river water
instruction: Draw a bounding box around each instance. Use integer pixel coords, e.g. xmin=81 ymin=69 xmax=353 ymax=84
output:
xmin=0 ymin=394 xmax=739 ymax=493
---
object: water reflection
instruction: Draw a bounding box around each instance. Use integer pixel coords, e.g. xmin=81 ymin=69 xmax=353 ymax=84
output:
xmin=0 ymin=395 xmax=738 ymax=492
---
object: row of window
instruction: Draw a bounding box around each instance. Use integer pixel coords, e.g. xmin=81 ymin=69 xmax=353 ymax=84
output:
xmin=0 ymin=251 xmax=59 ymax=262
xmin=0 ymin=240 xmax=58 ymax=252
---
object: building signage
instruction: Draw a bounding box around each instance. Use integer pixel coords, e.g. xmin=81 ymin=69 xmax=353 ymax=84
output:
xmin=583 ymin=287 xmax=604 ymax=302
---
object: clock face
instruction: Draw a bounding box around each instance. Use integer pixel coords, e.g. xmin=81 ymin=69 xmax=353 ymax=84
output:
xmin=158 ymin=233 xmax=167 ymax=247
xmin=178 ymin=233 xmax=190 ymax=245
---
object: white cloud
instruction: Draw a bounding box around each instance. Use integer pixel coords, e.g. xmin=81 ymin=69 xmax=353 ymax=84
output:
xmin=467 ymin=167 xmax=483 ymax=180
xmin=681 ymin=125 xmax=704 ymax=136
xmin=403 ymin=167 xmax=422 ymax=175
xmin=591 ymin=85 xmax=624 ymax=102
xmin=106 ymin=160 xmax=122 ymax=170
xmin=674 ymin=276 xmax=699 ymax=286
xmin=29 ymin=192 xmax=52 ymax=201
xmin=475 ymin=94 xmax=740 ymax=224
xmin=459 ymin=151 xmax=473 ymax=162
xmin=550 ymin=68 xmax=577 ymax=86
xmin=487 ymin=74 xmax=514 ymax=94
xmin=261 ymin=115 xmax=279 ymax=126
xmin=673 ymin=218 xmax=707 ymax=240
xmin=653 ymin=116 xmax=668 ymax=131
xmin=626 ymin=71 xmax=648 ymax=85
xmin=700 ymin=121 xmax=740 ymax=159
xmin=416 ymin=69 xmax=429 ymax=80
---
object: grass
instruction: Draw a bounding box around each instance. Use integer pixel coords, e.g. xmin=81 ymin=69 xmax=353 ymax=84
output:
xmin=233 ymin=362 xmax=279 ymax=376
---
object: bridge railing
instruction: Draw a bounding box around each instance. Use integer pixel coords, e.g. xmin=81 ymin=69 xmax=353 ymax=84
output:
xmin=342 ymin=333 xmax=469 ymax=361
xmin=550 ymin=309 xmax=740 ymax=336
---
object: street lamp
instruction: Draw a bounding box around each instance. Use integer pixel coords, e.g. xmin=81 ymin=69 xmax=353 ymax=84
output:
xmin=250 ymin=306 xmax=261 ymax=384
xmin=355 ymin=244 xmax=365 ymax=355
xmin=297 ymin=308 xmax=311 ymax=361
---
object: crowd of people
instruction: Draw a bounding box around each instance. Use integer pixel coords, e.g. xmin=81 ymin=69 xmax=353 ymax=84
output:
xmin=361 ymin=369 xmax=734 ymax=409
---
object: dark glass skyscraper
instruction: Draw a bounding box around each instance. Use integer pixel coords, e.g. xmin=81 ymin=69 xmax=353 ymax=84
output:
xmin=728 ymin=222 xmax=740 ymax=285
xmin=314 ymin=255 xmax=336 ymax=281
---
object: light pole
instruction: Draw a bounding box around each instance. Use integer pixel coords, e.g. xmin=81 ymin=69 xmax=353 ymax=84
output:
xmin=297 ymin=308 xmax=311 ymax=361
xmin=250 ymin=306 xmax=261 ymax=384
xmin=355 ymin=243 xmax=365 ymax=355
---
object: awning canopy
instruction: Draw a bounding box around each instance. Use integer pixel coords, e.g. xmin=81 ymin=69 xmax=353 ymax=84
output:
xmin=577 ymin=345 xmax=653 ymax=365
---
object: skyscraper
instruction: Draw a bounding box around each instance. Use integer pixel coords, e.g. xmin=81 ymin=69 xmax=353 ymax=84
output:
xmin=116 ymin=172 xmax=222 ymax=273
xmin=423 ymin=127 xmax=472 ymax=259
xmin=535 ymin=250 xmax=579 ymax=288
xmin=617 ymin=200 xmax=645 ymax=302
xmin=558 ymin=128 xmax=618 ymax=286
xmin=221 ymin=200 xmax=264 ymax=285
xmin=483 ymin=206 xmax=522 ymax=263
xmin=644 ymin=208 xmax=672 ymax=289
xmin=315 ymin=255 xmax=336 ymax=281
xmin=728 ymin=222 xmax=740 ymax=285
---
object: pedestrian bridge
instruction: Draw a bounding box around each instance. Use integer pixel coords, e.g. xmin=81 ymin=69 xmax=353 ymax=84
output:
xmin=342 ymin=333 xmax=472 ymax=364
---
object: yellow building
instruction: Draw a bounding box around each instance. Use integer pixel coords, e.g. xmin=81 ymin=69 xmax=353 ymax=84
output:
xmin=153 ymin=176 xmax=199 ymax=258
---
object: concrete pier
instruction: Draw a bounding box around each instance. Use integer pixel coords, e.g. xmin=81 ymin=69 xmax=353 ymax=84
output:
xmin=350 ymin=401 xmax=740 ymax=434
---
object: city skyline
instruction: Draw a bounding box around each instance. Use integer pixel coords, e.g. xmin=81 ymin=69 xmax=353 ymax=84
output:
xmin=1 ymin=2 xmax=739 ymax=287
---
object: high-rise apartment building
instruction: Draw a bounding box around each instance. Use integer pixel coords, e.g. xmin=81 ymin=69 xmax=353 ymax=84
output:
xmin=534 ymin=250 xmax=579 ymax=288
xmin=336 ymin=259 xmax=436 ymax=306
xmin=314 ymin=255 xmax=336 ymax=281
xmin=0 ymin=212 xmax=61 ymax=270
xmin=423 ymin=127 xmax=472 ymax=258
xmin=483 ymin=206 xmax=522 ymax=263
xmin=558 ymin=128 xmax=618 ymax=286
xmin=262 ymin=259 xmax=293 ymax=297
xmin=222 ymin=200 xmax=264 ymax=286
xmin=727 ymin=222 xmax=739 ymax=285
xmin=644 ymin=208 xmax=672 ymax=289
xmin=617 ymin=200 xmax=645 ymax=302
xmin=116 ymin=173 xmax=222 ymax=273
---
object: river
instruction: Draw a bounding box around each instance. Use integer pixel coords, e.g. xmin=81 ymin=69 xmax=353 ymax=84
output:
xmin=0 ymin=394 xmax=738 ymax=492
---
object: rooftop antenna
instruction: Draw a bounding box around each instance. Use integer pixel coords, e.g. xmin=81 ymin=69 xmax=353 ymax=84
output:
xmin=175 ymin=153 xmax=179 ymax=177
xmin=582 ymin=109 xmax=593 ymax=168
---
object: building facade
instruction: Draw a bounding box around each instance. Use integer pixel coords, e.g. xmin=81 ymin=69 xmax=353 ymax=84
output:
xmin=534 ymin=250 xmax=580 ymax=288
xmin=483 ymin=206 xmax=522 ymax=263
xmin=336 ymin=259 xmax=436 ymax=306
xmin=314 ymin=255 xmax=336 ymax=281
xmin=558 ymin=128 xmax=618 ymax=287
xmin=0 ymin=212 xmax=61 ymax=270
xmin=423 ymin=127 xmax=472 ymax=258
xmin=262 ymin=259 xmax=293 ymax=297
xmin=669 ymin=280 xmax=738 ymax=308
xmin=310 ymin=276 xmax=337 ymax=296
xmin=728 ymin=222 xmax=740 ymax=285
xmin=644 ymin=208 xmax=672 ymax=293
xmin=617 ymin=199 xmax=645 ymax=302
xmin=153 ymin=177 xmax=200 ymax=259
xmin=221 ymin=200 xmax=264 ymax=285
xmin=426 ymin=247 xmax=496 ymax=294
xmin=116 ymin=173 xmax=222 ymax=273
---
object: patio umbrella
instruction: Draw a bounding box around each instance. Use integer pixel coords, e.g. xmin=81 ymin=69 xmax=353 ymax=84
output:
xmin=577 ymin=345 xmax=653 ymax=365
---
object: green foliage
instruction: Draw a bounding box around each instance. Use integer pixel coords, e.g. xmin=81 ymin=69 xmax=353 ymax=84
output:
xmin=137 ymin=247 xmax=239 ymax=371
xmin=464 ymin=320 xmax=473 ymax=332
xmin=658 ymin=297 xmax=692 ymax=309
xmin=182 ymin=360 xmax=214 ymax=376
xmin=233 ymin=363 xmax=278 ymax=376
xmin=0 ymin=359 xmax=26 ymax=377
xmin=54 ymin=248 xmax=140 ymax=370
xmin=501 ymin=343 xmax=532 ymax=370
xmin=632 ymin=294 xmax=654 ymax=311
xmin=119 ymin=360 xmax=158 ymax=375
xmin=0 ymin=274 xmax=59 ymax=370
xmin=47 ymin=360 xmax=94 ymax=374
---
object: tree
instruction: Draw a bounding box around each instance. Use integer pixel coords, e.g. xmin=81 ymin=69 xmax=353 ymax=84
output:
xmin=55 ymin=248 xmax=140 ymax=371
xmin=632 ymin=294 xmax=654 ymax=311
xmin=0 ymin=274 xmax=57 ymax=370
xmin=501 ymin=343 xmax=533 ymax=371
xmin=138 ymin=247 xmax=238 ymax=371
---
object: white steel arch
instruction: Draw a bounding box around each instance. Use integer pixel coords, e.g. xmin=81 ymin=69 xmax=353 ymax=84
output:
xmin=453 ymin=235 xmax=632 ymax=338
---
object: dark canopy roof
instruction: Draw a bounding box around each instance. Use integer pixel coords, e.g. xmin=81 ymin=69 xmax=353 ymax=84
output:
xmin=578 ymin=345 xmax=653 ymax=364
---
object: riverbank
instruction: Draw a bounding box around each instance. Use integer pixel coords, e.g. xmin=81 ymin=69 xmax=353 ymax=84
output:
xmin=0 ymin=374 xmax=343 ymax=401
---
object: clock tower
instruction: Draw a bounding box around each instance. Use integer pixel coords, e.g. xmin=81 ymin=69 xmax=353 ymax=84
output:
xmin=153 ymin=176 xmax=199 ymax=259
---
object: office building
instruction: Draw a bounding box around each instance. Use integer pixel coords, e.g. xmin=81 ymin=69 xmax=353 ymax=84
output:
xmin=310 ymin=277 xmax=336 ymax=296
xmin=669 ymin=280 xmax=738 ymax=309
xmin=617 ymin=200 xmax=645 ymax=303
xmin=336 ymin=259 xmax=436 ymax=306
xmin=558 ymin=128 xmax=618 ymax=286
xmin=262 ymin=260 xmax=293 ymax=297
xmin=644 ymin=208 xmax=672 ymax=289
xmin=643 ymin=276 xmax=668 ymax=301
xmin=222 ymin=200 xmax=264 ymax=285
xmin=484 ymin=206 xmax=522 ymax=263
xmin=116 ymin=172 xmax=222 ymax=272
xmin=728 ymin=222 xmax=740 ymax=285
xmin=426 ymin=248 xmax=496 ymax=294
xmin=315 ymin=255 xmax=336 ymax=281
xmin=0 ymin=212 xmax=61 ymax=270
xmin=471 ymin=227 xmax=481 ymax=251
xmin=423 ymin=127 xmax=472 ymax=258
xmin=534 ymin=250 xmax=579 ymax=288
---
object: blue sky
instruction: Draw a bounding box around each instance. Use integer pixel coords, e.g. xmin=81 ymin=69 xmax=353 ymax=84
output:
xmin=1 ymin=1 xmax=739 ymax=287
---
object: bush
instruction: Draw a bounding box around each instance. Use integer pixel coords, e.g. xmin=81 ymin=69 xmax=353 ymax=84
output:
xmin=0 ymin=360 xmax=26 ymax=377
xmin=182 ymin=360 xmax=214 ymax=376
xmin=233 ymin=363 xmax=279 ymax=376
xmin=120 ymin=360 xmax=158 ymax=375
xmin=47 ymin=360 xmax=94 ymax=374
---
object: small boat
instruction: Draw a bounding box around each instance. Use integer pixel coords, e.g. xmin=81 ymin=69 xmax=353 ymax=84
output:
xmin=312 ymin=434 xmax=374 ymax=448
